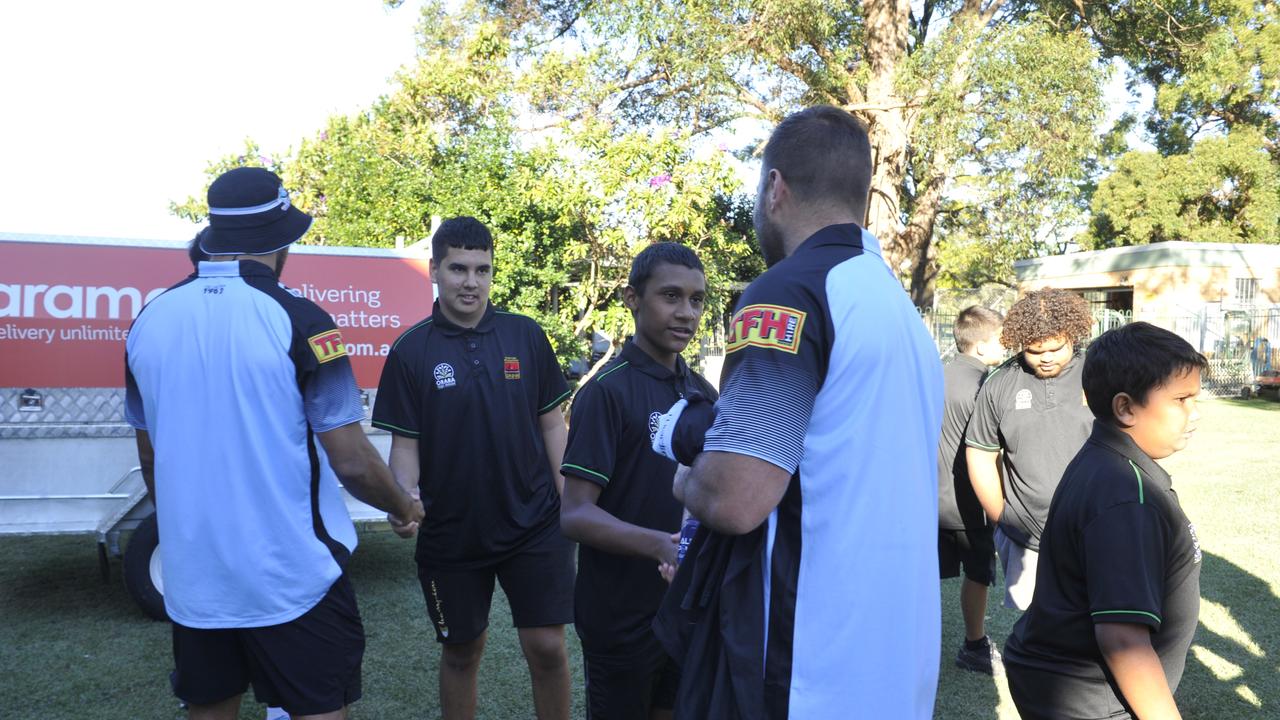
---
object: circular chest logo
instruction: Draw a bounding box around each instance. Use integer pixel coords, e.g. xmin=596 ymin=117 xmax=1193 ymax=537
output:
xmin=434 ymin=363 xmax=456 ymax=389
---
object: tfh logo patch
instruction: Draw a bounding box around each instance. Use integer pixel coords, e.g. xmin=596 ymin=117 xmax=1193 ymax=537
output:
xmin=308 ymin=330 xmax=347 ymax=364
xmin=725 ymin=304 xmax=806 ymax=355
xmin=504 ymin=356 xmax=521 ymax=380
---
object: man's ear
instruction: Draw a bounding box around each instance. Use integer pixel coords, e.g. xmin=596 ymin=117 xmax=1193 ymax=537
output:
xmin=1112 ymin=392 xmax=1138 ymax=428
xmin=622 ymin=285 xmax=640 ymax=313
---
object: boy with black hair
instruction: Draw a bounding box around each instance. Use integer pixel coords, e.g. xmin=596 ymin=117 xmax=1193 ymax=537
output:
xmin=938 ymin=306 xmax=1006 ymax=675
xmin=560 ymin=242 xmax=718 ymax=720
xmin=1004 ymin=322 xmax=1206 ymax=719
xmin=374 ymin=216 xmax=574 ymax=720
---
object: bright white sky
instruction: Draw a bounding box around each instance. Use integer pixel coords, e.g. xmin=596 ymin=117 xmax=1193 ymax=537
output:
xmin=0 ymin=1 xmax=421 ymax=241
xmin=1 ymin=3 xmax=1147 ymax=244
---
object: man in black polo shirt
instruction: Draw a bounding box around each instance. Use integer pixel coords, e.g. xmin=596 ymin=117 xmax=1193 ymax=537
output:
xmin=560 ymin=243 xmax=718 ymax=720
xmin=965 ymin=288 xmax=1095 ymax=610
xmin=373 ymin=217 xmax=573 ymax=720
xmin=937 ymin=305 xmax=1006 ymax=675
xmin=1005 ymin=322 xmax=1205 ymax=719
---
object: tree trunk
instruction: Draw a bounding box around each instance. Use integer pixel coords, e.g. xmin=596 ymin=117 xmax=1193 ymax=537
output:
xmin=860 ymin=0 xmax=914 ymax=281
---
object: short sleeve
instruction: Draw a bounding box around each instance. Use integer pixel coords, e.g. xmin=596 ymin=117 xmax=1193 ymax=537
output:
xmin=703 ymin=277 xmax=823 ymax=474
xmin=965 ymin=378 xmax=1003 ymax=452
xmin=291 ymin=317 xmax=364 ymax=433
xmin=560 ymin=380 xmax=620 ymax=487
xmin=533 ymin=325 xmax=571 ymax=415
xmin=371 ymin=342 xmax=422 ymax=438
xmin=1084 ymin=501 xmax=1169 ymax=630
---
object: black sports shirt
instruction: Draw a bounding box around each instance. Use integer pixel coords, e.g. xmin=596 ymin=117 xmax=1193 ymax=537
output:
xmin=373 ymin=302 xmax=571 ymax=568
xmin=965 ymin=354 xmax=1093 ymax=549
xmin=561 ymin=340 xmax=718 ymax=654
xmin=1004 ymin=421 xmax=1202 ymax=711
xmin=938 ymin=354 xmax=990 ymax=530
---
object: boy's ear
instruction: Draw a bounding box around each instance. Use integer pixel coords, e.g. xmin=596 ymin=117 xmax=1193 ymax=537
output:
xmin=1112 ymin=392 xmax=1138 ymax=428
xmin=622 ymin=285 xmax=641 ymax=313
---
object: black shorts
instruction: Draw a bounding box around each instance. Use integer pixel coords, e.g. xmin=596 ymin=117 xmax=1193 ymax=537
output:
xmin=170 ymin=574 xmax=364 ymax=715
xmin=583 ymin=638 xmax=679 ymax=720
xmin=939 ymin=526 xmax=996 ymax=585
xmin=418 ymin=529 xmax=575 ymax=645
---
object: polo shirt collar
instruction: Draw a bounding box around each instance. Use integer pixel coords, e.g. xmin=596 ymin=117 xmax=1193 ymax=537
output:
xmin=431 ymin=300 xmax=496 ymax=336
xmin=1016 ymin=352 xmax=1082 ymax=378
xmin=956 ymin=353 xmax=988 ymax=373
xmin=1088 ymin=420 xmax=1173 ymax=491
xmin=198 ymin=260 xmax=275 ymax=279
xmin=620 ymin=340 xmax=688 ymax=382
xmin=798 ymin=223 xmax=871 ymax=253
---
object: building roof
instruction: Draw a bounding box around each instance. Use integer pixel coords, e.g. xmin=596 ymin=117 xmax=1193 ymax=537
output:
xmin=1014 ymin=241 xmax=1280 ymax=282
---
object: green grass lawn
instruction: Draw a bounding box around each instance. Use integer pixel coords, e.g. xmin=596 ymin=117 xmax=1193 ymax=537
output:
xmin=1 ymin=398 xmax=1275 ymax=719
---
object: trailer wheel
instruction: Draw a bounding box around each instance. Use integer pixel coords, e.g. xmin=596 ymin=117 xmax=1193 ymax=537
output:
xmin=124 ymin=514 xmax=167 ymax=621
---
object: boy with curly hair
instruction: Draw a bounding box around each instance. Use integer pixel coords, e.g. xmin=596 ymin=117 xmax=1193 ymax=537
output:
xmin=965 ymin=288 xmax=1095 ymax=611
xmin=1004 ymin=322 xmax=1205 ymax=719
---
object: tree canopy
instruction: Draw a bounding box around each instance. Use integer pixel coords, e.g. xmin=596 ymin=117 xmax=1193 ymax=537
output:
xmin=174 ymin=0 xmax=1279 ymax=352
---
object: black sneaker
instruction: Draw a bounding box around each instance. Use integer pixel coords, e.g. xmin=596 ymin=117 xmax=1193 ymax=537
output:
xmin=955 ymin=636 xmax=1004 ymax=676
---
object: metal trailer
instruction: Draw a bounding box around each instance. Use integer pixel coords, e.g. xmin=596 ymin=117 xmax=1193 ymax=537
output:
xmin=1 ymin=233 xmax=432 ymax=619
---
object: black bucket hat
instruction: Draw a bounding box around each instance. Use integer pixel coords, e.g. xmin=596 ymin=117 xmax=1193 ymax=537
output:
xmin=199 ymin=167 xmax=313 ymax=255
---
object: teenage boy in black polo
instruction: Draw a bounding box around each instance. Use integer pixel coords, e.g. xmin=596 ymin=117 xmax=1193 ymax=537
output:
xmin=373 ymin=217 xmax=573 ymax=720
xmin=1005 ymin=322 xmax=1205 ymax=719
xmin=937 ymin=305 xmax=1006 ymax=675
xmin=965 ymin=288 xmax=1096 ymax=610
xmin=560 ymin=243 xmax=717 ymax=720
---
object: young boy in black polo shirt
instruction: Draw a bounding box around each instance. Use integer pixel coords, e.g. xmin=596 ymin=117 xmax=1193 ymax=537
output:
xmin=560 ymin=243 xmax=717 ymax=720
xmin=1004 ymin=322 xmax=1206 ymax=719
xmin=937 ymin=306 xmax=1005 ymax=675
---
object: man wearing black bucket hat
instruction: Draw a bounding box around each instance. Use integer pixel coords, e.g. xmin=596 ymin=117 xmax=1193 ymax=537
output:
xmin=125 ymin=167 xmax=424 ymax=720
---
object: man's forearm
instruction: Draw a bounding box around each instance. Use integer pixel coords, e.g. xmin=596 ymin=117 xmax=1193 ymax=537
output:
xmin=966 ymin=446 xmax=1004 ymax=522
xmin=1097 ymin=623 xmax=1182 ymax=719
xmin=339 ymin=446 xmax=415 ymax=520
xmin=680 ymin=452 xmax=790 ymax=536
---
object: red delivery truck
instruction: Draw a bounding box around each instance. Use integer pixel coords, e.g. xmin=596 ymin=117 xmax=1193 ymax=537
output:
xmin=0 ymin=232 xmax=433 ymax=619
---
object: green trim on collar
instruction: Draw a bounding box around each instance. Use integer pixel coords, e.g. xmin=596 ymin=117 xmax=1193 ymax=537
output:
xmin=1128 ymin=460 xmax=1144 ymax=504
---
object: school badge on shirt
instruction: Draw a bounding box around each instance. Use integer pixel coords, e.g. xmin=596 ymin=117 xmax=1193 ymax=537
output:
xmin=504 ymin=356 xmax=521 ymax=380
xmin=1015 ymin=388 xmax=1033 ymax=410
xmin=434 ymin=363 xmax=456 ymax=389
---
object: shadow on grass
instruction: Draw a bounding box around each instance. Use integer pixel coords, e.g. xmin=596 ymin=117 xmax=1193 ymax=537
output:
xmin=935 ymin=577 xmax=1007 ymax=718
xmin=1179 ymin=551 xmax=1279 ymax=718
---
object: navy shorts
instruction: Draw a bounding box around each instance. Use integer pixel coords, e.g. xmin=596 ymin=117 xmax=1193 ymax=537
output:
xmin=170 ymin=574 xmax=363 ymax=716
xmin=417 ymin=529 xmax=575 ymax=644
xmin=939 ymin=526 xmax=997 ymax=585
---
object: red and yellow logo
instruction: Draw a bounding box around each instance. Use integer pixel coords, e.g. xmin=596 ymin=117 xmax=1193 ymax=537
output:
xmin=726 ymin=304 xmax=806 ymax=355
xmin=308 ymin=329 xmax=348 ymax=364
xmin=504 ymin=356 xmax=521 ymax=380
